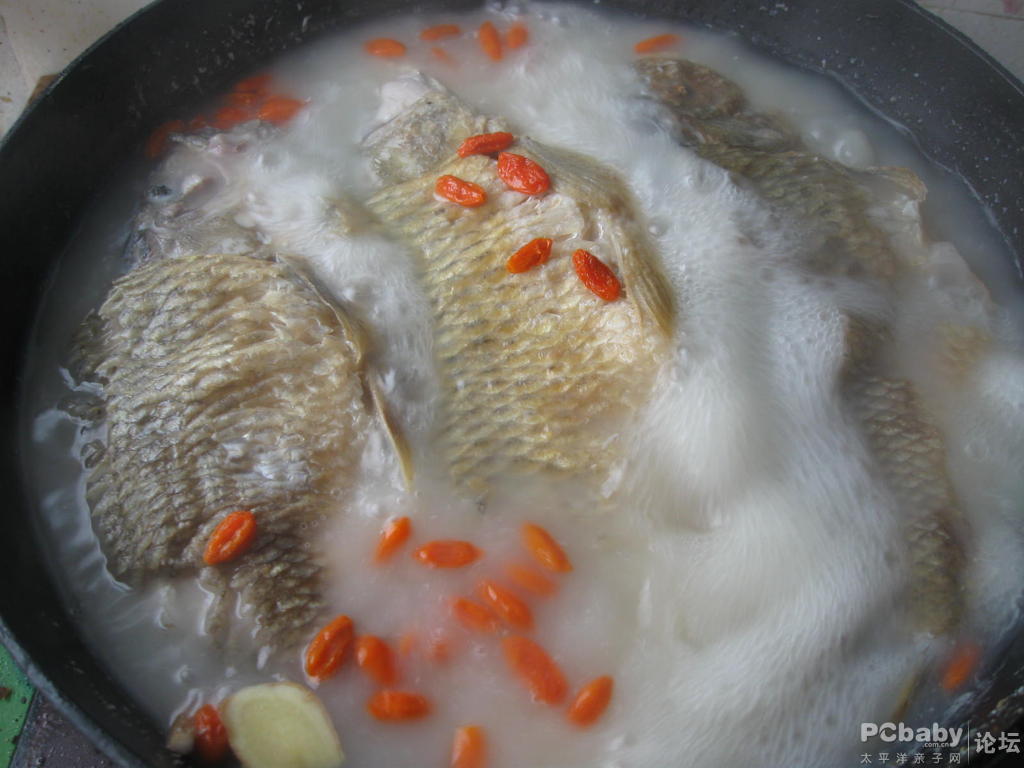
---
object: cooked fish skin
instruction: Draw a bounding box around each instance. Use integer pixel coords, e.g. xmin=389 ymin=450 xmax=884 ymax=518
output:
xmin=843 ymin=320 xmax=966 ymax=635
xmin=636 ymin=56 xmax=966 ymax=635
xmin=72 ymin=252 xmax=372 ymax=651
xmin=364 ymin=74 xmax=508 ymax=187
xmin=364 ymin=81 xmax=675 ymax=496
xmin=635 ymin=57 xmax=899 ymax=282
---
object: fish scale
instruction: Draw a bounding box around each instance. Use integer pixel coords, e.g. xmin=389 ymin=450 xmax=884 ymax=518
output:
xmin=637 ymin=56 xmax=967 ymax=635
xmin=366 ymin=126 xmax=674 ymax=495
xmin=72 ymin=252 xmax=372 ymax=651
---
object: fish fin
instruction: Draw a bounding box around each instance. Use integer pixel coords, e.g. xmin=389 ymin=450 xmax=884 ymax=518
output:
xmin=276 ymin=254 xmax=414 ymax=488
xmin=888 ymin=668 xmax=923 ymax=723
xmin=612 ymin=218 xmax=676 ymax=337
xmin=275 ymin=255 xmax=371 ymax=363
xmin=860 ymin=165 xmax=928 ymax=202
xmin=367 ymin=375 xmax=415 ymax=490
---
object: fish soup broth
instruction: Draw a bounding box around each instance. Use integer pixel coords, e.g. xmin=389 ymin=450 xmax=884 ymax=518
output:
xmin=21 ymin=3 xmax=1024 ymax=767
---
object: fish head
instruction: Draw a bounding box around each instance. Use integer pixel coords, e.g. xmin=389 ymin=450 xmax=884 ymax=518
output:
xmin=633 ymin=56 xmax=796 ymax=152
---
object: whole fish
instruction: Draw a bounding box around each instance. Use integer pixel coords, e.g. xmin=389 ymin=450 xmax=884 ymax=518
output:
xmin=363 ymin=75 xmax=675 ymax=496
xmin=72 ymin=252 xmax=380 ymax=651
xmin=636 ymin=57 xmax=966 ymax=635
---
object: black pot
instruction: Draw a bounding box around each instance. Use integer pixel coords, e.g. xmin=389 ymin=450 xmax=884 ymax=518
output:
xmin=1 ymin=1 xmax=1022 ymax=766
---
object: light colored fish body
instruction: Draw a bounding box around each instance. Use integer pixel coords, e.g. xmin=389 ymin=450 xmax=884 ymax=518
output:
xmin=73 ymin=252 xmax=373 ymax=650
xmin=635 ymin=57 xmax=900 ymax=281
xmin=843 ymin=319 xmax=965 ymax=635
xmin=364 ymin=80 xmax=674 ymax=496
xmin=637 ymin=56 xmax=966 ymax=635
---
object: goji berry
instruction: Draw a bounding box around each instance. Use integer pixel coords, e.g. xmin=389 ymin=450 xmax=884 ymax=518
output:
xmin=506 ymin=24 xmax=529 ymax=50
xmin=432 ymin=47 xmax=458 ymax=66
xmin=572 ymin=250 xmax=621 ymax=302
xmin=504 ymin=562 xmax=557 ymax=596
xmin=212 ymin=105 xmax=252 ymax=131
xmin=258 ymin=96 xmax=305 ymax=125
xmin=144 ymin=119 xmax=185 ymax=159
xmin=452 ymin=597 xmax=500 ymax=634
xmin=634 ymin=34 xmax=680 ymax=54
xmin=496 ymin=152 xmax=550 ymax=195
xmin=234 ymin=73 xmax=272 ymax=94
xmin=193 ymin=704 xmax=229 ymax=764
xmin=367 ymin=690 xmax=431 ymax=720
xmin=421 ymin=24 xmax=462 ymax=41
xmin=375 ymin=516 xmax=412 ymax=563
xmin=477 ymin=580 xmax=533 ymax=631
xmin=502 ymin=636 xmax=567 ymax=705
xmin=435 ymin=175 xmax=487 ymax=207
xmin=356 ymin=635 xmax=398 ymax=686
xmin=506 ymin=237 xmax=552 ymax=274
xmin=450 ymin=725 xmax=487 ymax=768
xmin=458 ymin=132 xmax=515 ymax=158
xmin=203 ymin=510 xmax=257 ymax=566
xmin=414 ymin=540 xmax=482 ymax=568
xmin=305 ymin=615 xmax=355 ymax=680
xmin=941 ymin=642 xmax=981 ymax=691
xmin=521 ymin=523 xmax=573 ymax=572
xmin=365 ymin=38 xmax=407 ymax=58
xmin=478 ymin=21 xmax=502 ymax=61
xmin=567 ymin=676 xmax=614 ymax=727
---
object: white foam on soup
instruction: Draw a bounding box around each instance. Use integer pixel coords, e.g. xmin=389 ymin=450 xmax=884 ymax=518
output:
xmin=20 ymin=3 xmax=1024 ymax=767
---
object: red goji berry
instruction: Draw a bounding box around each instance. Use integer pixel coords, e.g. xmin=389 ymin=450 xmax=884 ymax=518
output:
xmin=414 ymin=540 xmax=483 ymax=568
xmin=567 ymin=676 xmax=614 ymax=727
xmin=506 ymin=238 xmax=553 ymax=274
xmin=502 ymin=636 xmax=567 ymax=705
xmin=435 ymin=175 xmax=487 ymax=207
xmin=457 ymin=131 xmax=515 ymax=158
xmin=365 ymin=38 xmax=407 ymax=58
xmin=421 ymin=24 xmax=462 ymax=41
xmin=634 ymin=34 xmax=680 ymax=54
xmin=258 ymin=96 xmax=305 ymax=125
xmin=367 ymin=690 xmax=431 ymax=720
xmin=203 ymin=510 xmax=257 ymax=566
xmin=193 ymin=704 xmax=229 ymax=764
xmin=572 ymin=250 xmax=621 ymax=302
xmin=496 ymin=152 xmax=550 ymax=195
xmin=506 ymin=24 xmax=529 ymax=50
xmin=478 ymin=21 xmax=502 ymax=61
xmin=144 ymin=119 xmax=185 ymax=159
xmin=305 ymin=615 xmax=355 ymax=680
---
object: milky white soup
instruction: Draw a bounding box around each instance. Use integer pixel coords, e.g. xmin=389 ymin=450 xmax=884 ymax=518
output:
xmin=22 ymin=3 xmax=1024 ymax=767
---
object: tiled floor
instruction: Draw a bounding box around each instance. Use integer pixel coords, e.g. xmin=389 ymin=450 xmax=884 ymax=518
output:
xmin=0 ymin=0 xmax=150 ymax=134
xmin=921 ymin=0 xmax=1024 ymax=79
xmin=0 ymin=0 xmax=1022 ymax=136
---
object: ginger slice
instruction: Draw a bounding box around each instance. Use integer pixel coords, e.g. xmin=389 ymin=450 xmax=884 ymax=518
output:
xmin=222 ymin=682 xmax=344 ymax=768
